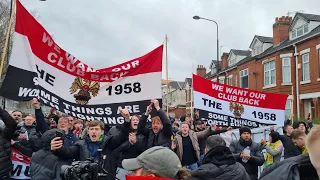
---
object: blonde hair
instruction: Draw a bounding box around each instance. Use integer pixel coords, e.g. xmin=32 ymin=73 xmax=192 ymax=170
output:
xmin=291 ymin=129 xmax=306 ymax=140
xmin=306 ymin=125 xmax=320 ymax=149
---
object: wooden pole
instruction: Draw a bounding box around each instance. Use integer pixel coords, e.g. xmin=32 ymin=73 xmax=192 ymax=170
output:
xmin=0 ymin=0 xmax=15 ymax=79
xmin=165 ymin=35 xmax=169 ymax=116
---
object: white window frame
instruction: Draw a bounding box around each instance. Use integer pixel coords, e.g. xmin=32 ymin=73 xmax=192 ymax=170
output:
xmin=235 ymin=75 xmax=238 ymax=87
xmin=301 ymin=53 xmax=310 ymax=83
xmin=292 ymin=24 xmax=309 ymax=39
xmin=282 ymin=57 xmax=291 ymax=85
xmin=263 ymin=61 xmax=276 ymax=88
xmin=285 ymin=99 xmax=292 ymax=120
xmin=239 ymin=68 xmax=249 ymax=88
xmin=228 ymin=75 xmax=233 ymax=86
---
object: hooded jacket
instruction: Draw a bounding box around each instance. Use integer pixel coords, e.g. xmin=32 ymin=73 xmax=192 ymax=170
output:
xmin=192 ymin=146 xmax=250 ymax=180
xmin=30 ymin=129 xmax=69 ymax=180
xmin=259 ymin=154 xmax=318 ymax=180
xmin=0 ymin=107 xmax=17 ymax=179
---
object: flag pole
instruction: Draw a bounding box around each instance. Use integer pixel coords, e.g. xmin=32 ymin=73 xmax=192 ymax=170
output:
xmin=191 ymin=63 xmax=194 ymax=118
xmin=165 ymin=35 xmax=169 ymax=116
xmin=0 ymin=0 xmax=16 ymax=79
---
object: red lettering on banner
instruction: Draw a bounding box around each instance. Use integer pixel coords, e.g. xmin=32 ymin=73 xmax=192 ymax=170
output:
xmin=15 ymin=1 xmax=163 ymax=82
xmin=193 ymin=74 xmax=289 ymax=110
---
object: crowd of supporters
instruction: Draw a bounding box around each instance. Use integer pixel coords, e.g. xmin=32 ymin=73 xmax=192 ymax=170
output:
xmin=0 ymin=98 xmax=319 ymax=180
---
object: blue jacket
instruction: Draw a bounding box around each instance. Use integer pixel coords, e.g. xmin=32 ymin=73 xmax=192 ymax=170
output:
xmin=63 ymin=131 xmax=78 ymax=148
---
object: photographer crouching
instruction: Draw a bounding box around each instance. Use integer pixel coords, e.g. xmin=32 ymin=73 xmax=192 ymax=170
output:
xmin=50 ymin=108 xmax=131 ymax=180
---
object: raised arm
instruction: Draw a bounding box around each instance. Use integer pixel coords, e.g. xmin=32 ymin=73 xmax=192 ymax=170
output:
xmin=152 ymin=99 xmax=172 ymax=137
xmin=32 ymin=98 xmax=49 ymax=134
xmin=264 ymin=142 xmax=283 ymax=156
xmin=137 ymin=103 xmax=153 ymax=136
xmin=0 ymin=107 xmax=17 ymax=140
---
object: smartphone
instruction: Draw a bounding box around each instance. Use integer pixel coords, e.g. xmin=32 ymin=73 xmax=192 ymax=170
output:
xmin=55 ymin=131 xmax=63 ymax=138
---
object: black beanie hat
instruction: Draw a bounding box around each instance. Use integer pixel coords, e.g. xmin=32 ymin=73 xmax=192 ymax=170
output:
xmin=48 ymin=114 xmax=60 ymax=123
xmin=239 ymin=127 xmax=251 ymax=135
xmin=269 ymin=131 xmax=280 ymax=143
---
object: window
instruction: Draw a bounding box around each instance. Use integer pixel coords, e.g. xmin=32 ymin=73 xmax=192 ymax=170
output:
xmin=264 ymin=61 xmax=276 ymax=86
xmin=240 ymin=69 xmax=249 ymax=88
xmin=235 ymin=75 xmax=238 ymax=87
xmin=292 ymin=29 xmax=296 ymax=38
xmin=229 ymin=58 xmax=236 ymax=66
xmin=285 ymin=100 xmax=292 ymax=120
xmin=282 ymin=58 xmax=291 ymax=83
xmin=302 ymin=53 xmax=310 ymax=81
xmin=304 ymin=24 xmax=309 ymax=33
xmin=219 ymin=78 xmax=224 ymax=84
xmin=229 ymin=76 xmax=233 ymax=86
xmin=297 ymin=26 xmax=303 ymax=37
xmin=292 ymin=24 xmax=309 ymax=39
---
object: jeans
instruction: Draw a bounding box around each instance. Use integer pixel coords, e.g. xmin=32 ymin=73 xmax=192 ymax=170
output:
xmin=116 ymin=167 xmax=133 ymax=180
xmin=198 ymin=154 xmax=205 ymax=166
xmin=185 ymin=163 xmax=198 ymax=172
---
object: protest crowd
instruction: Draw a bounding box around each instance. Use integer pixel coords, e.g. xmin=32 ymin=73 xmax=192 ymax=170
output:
xmin=0 ymin=97 xmax=318 ymax=180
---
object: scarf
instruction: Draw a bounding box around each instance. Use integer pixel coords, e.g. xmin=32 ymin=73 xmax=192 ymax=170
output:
xmin=85 ymin=134 xmax=104 ymax=161
xmin=239 ymin=138 xmax=252 ymax=147
xmin=265 ymin=140 xmax=281 ymax=166
xmin=302 ymin=146 xmax=308 ymax=154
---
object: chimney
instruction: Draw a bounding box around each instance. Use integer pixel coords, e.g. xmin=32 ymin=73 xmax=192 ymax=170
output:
xmin=196 ymin=65 xmax=206 ymax=77
xmin=273 ymin=16 xmax=292 ymax=45
xmin=221 ymin=53 xmax=229 ymax=69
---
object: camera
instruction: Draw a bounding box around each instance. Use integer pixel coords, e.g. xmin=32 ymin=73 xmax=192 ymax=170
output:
xmin=60 ymin=159 xmax=99 ymax=180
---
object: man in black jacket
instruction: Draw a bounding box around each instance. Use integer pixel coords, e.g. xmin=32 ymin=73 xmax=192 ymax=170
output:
xmin=51 ymin=109 xmax=131 ymax=180
xmin=192 ymin=135 xmax=250 ymax=180
xmin=0 ymin=107 xmax=17 ymax=179
xmin=271 ymin=125 xmax=301 ymax=159
xmin=30 ymin=129 xmax=69 ymax=180
xmin=229 ymin=127 xmax=264 ymax=180
xmin=137 ymin=99 xmax=172 ymax=148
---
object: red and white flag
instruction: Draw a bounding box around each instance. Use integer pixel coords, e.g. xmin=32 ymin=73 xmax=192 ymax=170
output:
xmin=0 ymin=1 xmax=163 ymax=125
xmin=193 ymin=74 xmax=288 ymax=128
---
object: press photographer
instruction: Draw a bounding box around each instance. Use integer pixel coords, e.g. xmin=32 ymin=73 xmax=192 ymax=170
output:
xmin=51 ymin=108 xmax=131 ymax=180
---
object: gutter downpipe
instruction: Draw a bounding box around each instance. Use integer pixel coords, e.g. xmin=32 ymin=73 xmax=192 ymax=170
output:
xmin=293 ymin=44 xmax=300 ymax=118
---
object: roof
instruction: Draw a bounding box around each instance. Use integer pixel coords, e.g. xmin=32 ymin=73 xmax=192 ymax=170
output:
xmin=230 ymin=49 xmax=251 ymax=57
xmin=256 ymin=36 xmax=273 ymax=43
xmin=296 ymin=12 xmax=320 ymax=22
xmin=168 ymin=81 xmax=184 ymax=89
xmin=249 ymin=35 xmax=273 ymax=48
xmin=185 ymin=78 xmax=192 ymax=86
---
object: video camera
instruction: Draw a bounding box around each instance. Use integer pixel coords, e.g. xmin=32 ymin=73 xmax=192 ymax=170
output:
xmin=60 ymin=159 xmax=99 ymax=180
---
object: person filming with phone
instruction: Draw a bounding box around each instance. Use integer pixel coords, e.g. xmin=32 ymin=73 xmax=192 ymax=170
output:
xmin=137 ymin=99 xmax=173 ymax=149
xmin=50 ymin=108 xmax=132 ymax=180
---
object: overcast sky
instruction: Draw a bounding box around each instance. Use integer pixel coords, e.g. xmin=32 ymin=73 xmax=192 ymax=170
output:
xmin=20 ymin=0 xmax=320 ymax=81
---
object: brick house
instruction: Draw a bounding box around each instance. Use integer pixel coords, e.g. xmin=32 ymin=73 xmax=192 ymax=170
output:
xmin=162 ymin=81 xmax=186 ymax=118
xmin=201 ymin=13 xmax=320 ymax=121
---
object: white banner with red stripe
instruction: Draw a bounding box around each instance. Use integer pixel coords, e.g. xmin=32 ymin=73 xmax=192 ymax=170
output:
xmin=193 ymin=74 xmax=289 ymax=128
xmin=0 ymin=1 xmax=163 ymax=124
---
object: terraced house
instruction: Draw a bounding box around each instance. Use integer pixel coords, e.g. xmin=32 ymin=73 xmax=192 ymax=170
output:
xmin=201 ymin=13 xmax=320 ymax=121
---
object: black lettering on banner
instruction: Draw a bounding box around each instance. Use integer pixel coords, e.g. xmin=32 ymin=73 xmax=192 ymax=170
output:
xmin=12 ymin=164 xmax=22 ymax=176
xmin=35 ymin=65 xmax=56 ymax=86
xmin=106 ymin=82 xmax=141 ymax=96
xmin=202 ymin=97 xmax=222 ymax=110
xmin=252 ymin=111 xmax=276 ymax=121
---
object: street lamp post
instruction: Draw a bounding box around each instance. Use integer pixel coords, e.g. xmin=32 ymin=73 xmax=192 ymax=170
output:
xmin=193 ymin=15 xmax=219 ymax=82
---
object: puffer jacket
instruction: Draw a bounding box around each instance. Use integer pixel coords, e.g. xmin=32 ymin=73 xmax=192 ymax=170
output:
xmin=0 ymin=107 xmax=17 ymax=179
xmin=229 ymin=139 xmax=264 ymax=180
xmin=174 ymin=128 xmax=228 ymax=162
xmin=259 ymin=154 xmax=318 ymax=180
xmin=137 ymin=109 xmax=172 ymax=148
xmin=30 ymin=129 xmax=69 ymax=180
xmin=192 ymin=146 xmax=250 ymax=180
